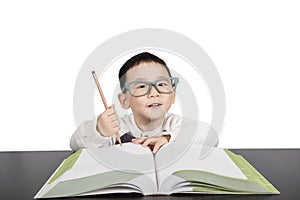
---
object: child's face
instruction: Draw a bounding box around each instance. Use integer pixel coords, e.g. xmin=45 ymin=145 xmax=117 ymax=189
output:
xmin=119 ymin=62 xmax=176 ymax=127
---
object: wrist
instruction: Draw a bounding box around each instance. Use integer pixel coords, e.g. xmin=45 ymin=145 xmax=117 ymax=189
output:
xmin=96 ymin=118 xmax=109 ymax=137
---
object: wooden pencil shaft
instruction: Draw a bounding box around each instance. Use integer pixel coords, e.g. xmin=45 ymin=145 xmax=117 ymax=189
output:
xmin=91 ymin=71 xmax=122 ymax=146
xmin=92 ymin=71 xmax=109 ymax=110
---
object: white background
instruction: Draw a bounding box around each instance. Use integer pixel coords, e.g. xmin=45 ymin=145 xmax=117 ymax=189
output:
xmin=1 ymin=0 xmax=299 ymax=151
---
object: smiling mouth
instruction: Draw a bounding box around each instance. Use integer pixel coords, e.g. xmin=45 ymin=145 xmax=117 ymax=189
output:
xmin=148 ymin=103 xmax=162 ymax=107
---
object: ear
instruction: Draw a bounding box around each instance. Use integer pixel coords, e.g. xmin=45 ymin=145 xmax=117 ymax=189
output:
xmin=118 ymin=93 xmax=130 ymax=109
xmin=171 ymin=92 xmax=176 ymax=104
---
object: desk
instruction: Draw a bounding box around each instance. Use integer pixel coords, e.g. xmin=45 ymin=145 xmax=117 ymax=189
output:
xmin=0 ymin=149 xmax=299 ymax=200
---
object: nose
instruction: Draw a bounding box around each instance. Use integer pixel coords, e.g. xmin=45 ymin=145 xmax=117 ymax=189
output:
xmin=148 ymin=85 xmax=160 ymax=97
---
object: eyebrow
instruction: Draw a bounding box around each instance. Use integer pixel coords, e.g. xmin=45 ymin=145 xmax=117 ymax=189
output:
xmin=133 ymin=76 xmax=170 ymax=81
xmin=157 ymin=75 xmax=170 ymax=79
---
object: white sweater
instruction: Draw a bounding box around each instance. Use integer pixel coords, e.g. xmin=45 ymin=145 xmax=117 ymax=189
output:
xmin=70 ymin=113 xmax=218 ymax=151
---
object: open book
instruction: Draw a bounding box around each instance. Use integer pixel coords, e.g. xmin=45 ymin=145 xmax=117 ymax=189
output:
xmin=35 ymin=143 xmax=279 ymax=198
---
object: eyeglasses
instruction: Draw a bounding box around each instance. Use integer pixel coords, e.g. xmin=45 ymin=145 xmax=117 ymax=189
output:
xmin=122 ymin=77 xmax=179 ymax=97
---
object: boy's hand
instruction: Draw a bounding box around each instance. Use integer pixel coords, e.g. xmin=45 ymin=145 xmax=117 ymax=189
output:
xmin=96 ymin=105 xmax=120 ymax=137
xmin=132 ymin=135 xmax=170 ymax=154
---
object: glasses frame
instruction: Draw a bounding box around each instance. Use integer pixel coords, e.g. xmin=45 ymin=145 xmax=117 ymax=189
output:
xmin=122 ymin=77 xmax=179 ymax=97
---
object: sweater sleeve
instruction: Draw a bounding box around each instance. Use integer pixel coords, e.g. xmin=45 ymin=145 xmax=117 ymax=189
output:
xmin=165 ymin=115 xmax=219 ymax=147
xmin=70 ymin=117 xmax=114 ymax=151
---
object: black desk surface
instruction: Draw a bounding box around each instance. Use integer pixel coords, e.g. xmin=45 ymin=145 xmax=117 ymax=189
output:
xmin=0 ymin=149 xmax=299 ymax=200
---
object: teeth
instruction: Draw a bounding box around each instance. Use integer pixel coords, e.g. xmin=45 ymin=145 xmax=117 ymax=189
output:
xmin=149 ymin=103 xmax=160 ymax=107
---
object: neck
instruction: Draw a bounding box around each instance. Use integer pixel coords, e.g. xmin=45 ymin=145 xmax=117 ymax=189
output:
xmin=134 ymin=116 xmax=164 ymax=132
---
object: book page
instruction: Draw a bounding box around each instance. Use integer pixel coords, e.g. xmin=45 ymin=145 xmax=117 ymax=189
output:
xmin=67 ymin=143 xmax=157 ymax=191
xmin=62 ymin=143 xmax=154 ymax=181
xmin=38 ymin=143 xmax=157 ymax=198
xmin=154 ymin=143 xmax=246 ymax=193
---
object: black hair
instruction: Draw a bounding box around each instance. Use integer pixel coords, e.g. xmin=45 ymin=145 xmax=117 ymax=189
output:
xmin=118 ymin=52 xmax=172 ymax=90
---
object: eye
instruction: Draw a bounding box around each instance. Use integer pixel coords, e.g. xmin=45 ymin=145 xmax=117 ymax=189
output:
xmin=157 ymin=80 xmax=172 ymax=87
xmin=136 ymin=84 xmax=147 ymax=89
xmin=158 ymin=82 xmax=168 ymax=87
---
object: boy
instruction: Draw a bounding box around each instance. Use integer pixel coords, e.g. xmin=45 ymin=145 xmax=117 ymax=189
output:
xmin=70 ymin=52 xmax=218 ymax=152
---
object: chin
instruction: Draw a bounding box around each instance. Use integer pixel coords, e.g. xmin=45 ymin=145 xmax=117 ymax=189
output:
xmin=147 ymin=109 xmax=166 ymax=120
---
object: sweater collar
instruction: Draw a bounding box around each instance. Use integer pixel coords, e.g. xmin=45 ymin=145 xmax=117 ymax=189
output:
xmin=129 ymin=114 xmax=165 ymax=137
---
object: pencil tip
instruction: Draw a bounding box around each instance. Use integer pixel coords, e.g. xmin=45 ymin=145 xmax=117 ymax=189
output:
xmin=92 ymin=71 xmax=95 ymax=74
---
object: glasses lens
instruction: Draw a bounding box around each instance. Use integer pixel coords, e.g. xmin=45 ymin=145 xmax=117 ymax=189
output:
xmin=126 ymin=77 xmax=178 ymax=97
xmin=129 ymin=81 xmax=149 ymax=96
xmin=155 ymin=78 xmax=175 ymax=93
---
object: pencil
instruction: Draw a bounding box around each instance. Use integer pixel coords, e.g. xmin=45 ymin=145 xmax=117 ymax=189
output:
xmin=92 ymin=71 xmax=122 ymax=146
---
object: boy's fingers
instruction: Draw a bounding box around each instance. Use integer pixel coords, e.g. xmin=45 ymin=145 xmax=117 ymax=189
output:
xmin=132 ymin=138 xmax=145 ymax=144
xmin=132 ymin=137 xmax=147 ymax=144
xmin=111 ymin=120 xmax=120 ymax=127
xmin=111 ymin=122 xmax=120 ymax=128
xmin=142 ymin=138 xmax=155 ymax=147
xmin=153 ymin=142 xmax=162 ymax=154
xmin=105 ymin=105 xmax=116 ymax=116
xmin=112 ymin=126 xmax=120 ymax=133
xmin=106 ymin=109 xmax=115 ymax=116
xmin=109 ymin=114 xmax=119 ymax=122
